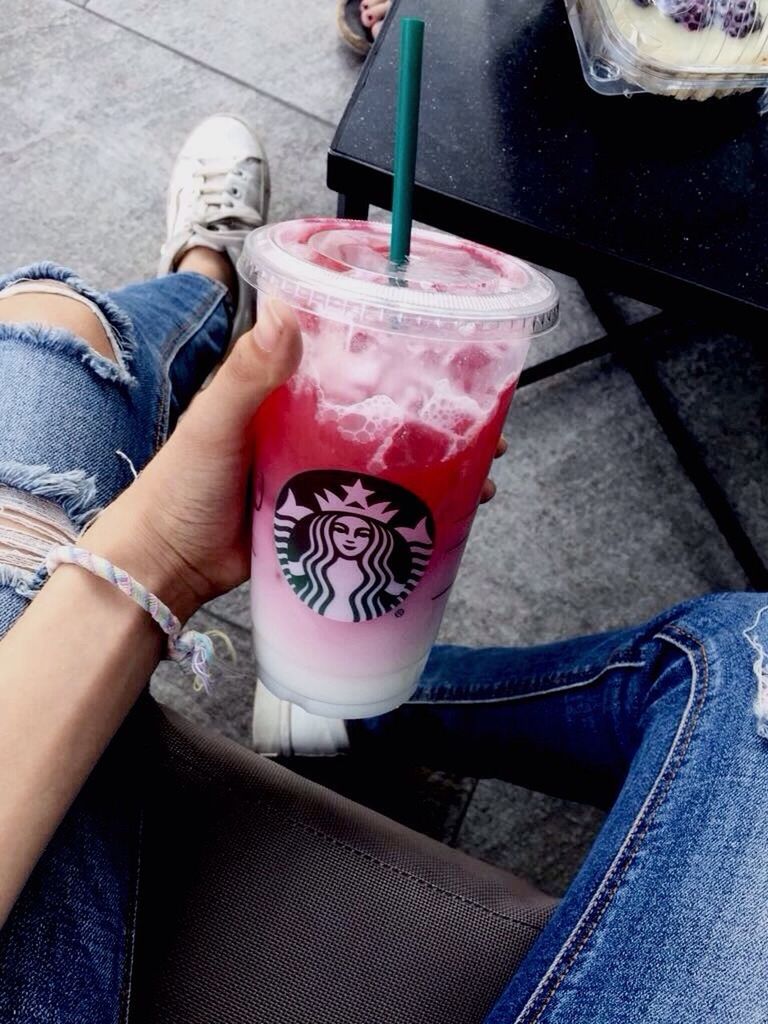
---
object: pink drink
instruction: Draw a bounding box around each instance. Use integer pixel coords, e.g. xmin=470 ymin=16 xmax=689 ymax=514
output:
xmin=239 ymin=219 xmax=558 ymax=718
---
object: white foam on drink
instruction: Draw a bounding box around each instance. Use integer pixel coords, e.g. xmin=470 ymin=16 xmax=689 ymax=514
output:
xmin=336 ymin=394 xmax=404 ymax=446
xmin=421 ymin=379 xmax=483 ymax=446
xmin=296 ymin=318 xmax=519 ymax=469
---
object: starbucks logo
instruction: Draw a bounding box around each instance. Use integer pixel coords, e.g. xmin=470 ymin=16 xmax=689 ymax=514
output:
xmin=274 ymin=470 xmax=434 ymax=623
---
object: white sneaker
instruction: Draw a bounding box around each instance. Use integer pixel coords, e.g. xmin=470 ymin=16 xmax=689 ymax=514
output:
xmin=252 ymin=681 xmax=350 ymax=757
xmin=159 ymin=113 xmax=270 ymax=341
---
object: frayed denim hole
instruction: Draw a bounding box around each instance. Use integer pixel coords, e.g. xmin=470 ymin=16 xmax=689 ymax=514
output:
xmin=16 ymin=563 xmax=48 ymax=600
xmin=743 ymin=604 xmax=768 ymax=739
xmin=0 ymin=464 xmax=102 ymax=601
xmin=0 ymin=322 xmax=136 ymax=387
xmin=0 ymin=261 xmax=137 ymax=376
xmin=0 ymin=563 xmax=35 ymax=596
xmin=0 ymin=462 xmax=101 ymax=528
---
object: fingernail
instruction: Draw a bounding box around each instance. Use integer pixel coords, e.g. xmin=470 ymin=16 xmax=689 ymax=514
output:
xmin=255 ymin=299 xmax=283 ymax=353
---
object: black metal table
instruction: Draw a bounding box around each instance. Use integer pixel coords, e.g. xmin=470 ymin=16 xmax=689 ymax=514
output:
xmin=327 ymin=0 xmax=768 ymax=588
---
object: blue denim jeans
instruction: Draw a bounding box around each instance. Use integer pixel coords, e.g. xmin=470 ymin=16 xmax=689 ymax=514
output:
xmin=0 ymin=263 xmax=230 ymax=1023
xmin=356 ymin=594 xmax=768 ymax=1023
xmin=1 ymin=265 xmax=767 ymax=1023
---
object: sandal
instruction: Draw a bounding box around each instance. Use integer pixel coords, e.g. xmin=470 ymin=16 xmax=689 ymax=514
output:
xmin=336 ymin=0 xmax=374 ymax=55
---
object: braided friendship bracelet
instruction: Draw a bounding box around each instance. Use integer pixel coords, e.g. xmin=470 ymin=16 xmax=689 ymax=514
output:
xmin=45 ymin=544 xmax=226 ymax=694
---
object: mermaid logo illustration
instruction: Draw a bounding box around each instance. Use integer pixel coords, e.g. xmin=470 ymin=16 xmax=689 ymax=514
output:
xmin=274 ymin=470 xmax=434 ymax=622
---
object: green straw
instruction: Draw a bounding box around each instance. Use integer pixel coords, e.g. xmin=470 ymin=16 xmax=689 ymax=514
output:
xmin=389 ymin=17 xmax=425 ymax=269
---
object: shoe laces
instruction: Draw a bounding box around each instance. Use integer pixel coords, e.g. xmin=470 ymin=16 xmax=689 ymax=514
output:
xmin=190 ymin=158 xmax=265 ymax=246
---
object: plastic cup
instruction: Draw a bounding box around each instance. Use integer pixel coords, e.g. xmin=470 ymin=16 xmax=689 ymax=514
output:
xmin=238 ymin=218 xmax=558 ymax=718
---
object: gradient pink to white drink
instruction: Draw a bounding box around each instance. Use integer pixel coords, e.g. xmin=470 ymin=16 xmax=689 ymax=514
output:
xmin=239 ymin=220 xmax=558 ymax=718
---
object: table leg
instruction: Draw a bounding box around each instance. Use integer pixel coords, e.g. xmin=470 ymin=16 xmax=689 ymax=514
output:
xmin=336 ymin=193 xmax=370 ymax=220
xmin=580 ymin=282 xmax=768 ymax=591
xmin=518 ymin=312 xmax=668 ymax=389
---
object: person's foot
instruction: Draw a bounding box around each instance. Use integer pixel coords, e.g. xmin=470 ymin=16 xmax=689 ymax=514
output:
xmin=337 ymin=0 xmax=390 ymax=54
xmin=359 ymin=0 xmax=390 ymax=38
xmin=252 ymin=681 xmax=350 ymax=757
xmin=159 ymin=113 xmax=270 ymax=341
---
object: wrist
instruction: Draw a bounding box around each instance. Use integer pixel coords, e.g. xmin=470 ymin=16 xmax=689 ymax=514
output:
xmin=78 ymin=510 xmax=201 ymax=625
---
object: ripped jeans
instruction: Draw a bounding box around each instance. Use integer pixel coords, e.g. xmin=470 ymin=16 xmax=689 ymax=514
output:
xmin=0 ymin=261 xmax=230 ymax=629
xmin=356 ymin=595 xmax=768 ymax=1023
xmin=0 ymin=262 xmax=230 ymax=1022
xmin=2 ymin=265 xmax=768 ymax=1023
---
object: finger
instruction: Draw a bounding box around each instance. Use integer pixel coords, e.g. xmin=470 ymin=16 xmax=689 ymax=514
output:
xmin=479 ymin=479 xmax=496 ymax=504
xmin=494 ymin=435 xmax=508 ymax=459
xmin=183 ymin=299 xmax=302 ymax=447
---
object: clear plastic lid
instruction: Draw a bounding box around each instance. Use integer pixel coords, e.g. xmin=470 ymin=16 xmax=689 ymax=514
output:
xmin=567 ymin=0 xmax=768 ymax=97
xmin=238 ymin=218 xmax=559 ymax=335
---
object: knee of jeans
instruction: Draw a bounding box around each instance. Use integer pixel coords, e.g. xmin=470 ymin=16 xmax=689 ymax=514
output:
xmin=669 ymin=592 xmax=763 ymax=632
xmin=661 ymin=592 xmax=768 ymax=740
xmin=0 ymin=262 xmax=137 ymax=386
xmin=0 ymin=463 xmax=101 ymax=610
xmin=739 ymin=597 xmax=768 ymax=740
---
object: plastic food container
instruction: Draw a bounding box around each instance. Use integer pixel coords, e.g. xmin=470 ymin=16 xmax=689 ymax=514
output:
xmin=565 ymin=0 xmax=768 ymax=98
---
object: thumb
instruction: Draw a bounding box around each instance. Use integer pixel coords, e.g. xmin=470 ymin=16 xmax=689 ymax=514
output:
xmin=185 ymin=298 xmax=303 ymax=445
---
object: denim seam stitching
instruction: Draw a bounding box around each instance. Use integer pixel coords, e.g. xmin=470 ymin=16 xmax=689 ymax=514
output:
xmin=513 ymin=624 xmax=708 ymax=1024
xmin=152 ymin=283 xmax=229 ymax=450
xmin=410 ymin=660 xmax=647 ymax=705
xmin=120 ymin=807 xmax=144 ymax=1024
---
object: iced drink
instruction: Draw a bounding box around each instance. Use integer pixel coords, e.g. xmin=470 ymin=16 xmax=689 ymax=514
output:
xmin=238 ymin=219 xmax=558 ymax=718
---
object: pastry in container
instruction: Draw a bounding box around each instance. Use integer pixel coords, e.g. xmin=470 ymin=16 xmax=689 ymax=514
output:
xmin=565 ymin=0 xmax=768 ymax=98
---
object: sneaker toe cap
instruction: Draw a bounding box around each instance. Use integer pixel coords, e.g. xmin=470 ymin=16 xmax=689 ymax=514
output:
xmin=180 ymin=113 xmax=265 ymax=161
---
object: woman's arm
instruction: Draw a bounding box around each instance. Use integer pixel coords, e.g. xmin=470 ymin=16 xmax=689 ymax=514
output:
xmin=0 ymin=301 xmax=302 ymax=929
xmin=0 ymin=556 xmax=165 ymax=927
xmin=0 ymin=294 xmax=507 ymax=929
